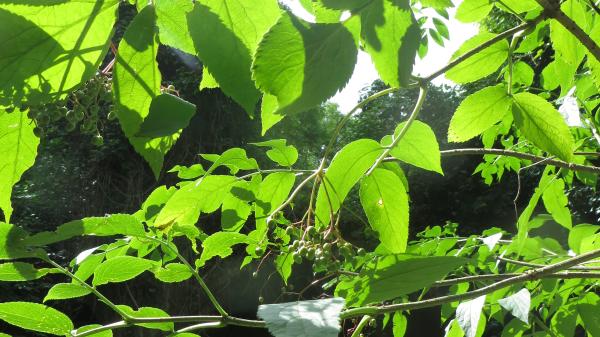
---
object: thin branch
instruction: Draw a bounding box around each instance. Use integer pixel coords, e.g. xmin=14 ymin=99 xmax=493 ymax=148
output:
xmin=497 ymin=256 xmax=600 ymax=271
xmin=433 ymin=271 xmax=600 ymax=287
xmin=340 ymin=248 xmax=600 ymax=318
xmin=534 ymin=0 xmax=600 ymax=62
xmin=350 ymin=315 xmax=372 ymax=337
xmin=435 ymin=148 xmax=600 ymax=175
xmin=367 ymin=85 xmax=428 ymax=175
xmin=423 ymin=16 xmax=545 ymax=82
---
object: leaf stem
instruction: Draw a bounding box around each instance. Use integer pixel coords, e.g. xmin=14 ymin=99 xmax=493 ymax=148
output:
xmin=366 ymin=85 xmax=428 ymax=176
xmin=350 ymin=315 xmax=372 ymax=337
xmin=43 ymin=258 xmax=132 ymax=321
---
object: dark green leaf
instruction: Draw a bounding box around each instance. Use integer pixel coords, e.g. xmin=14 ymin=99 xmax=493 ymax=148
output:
xmin=253 ymin=12 xmax=357 ymax=116
xmin=136 ymin=94 xmax=196 ymax=138
xmin=335 ymin=255 xmax=467 ymax=306
xmin=187 ymin=0 xmax=280 ymax=115
xmin=360 ymin=0 xmax=420 ymax=87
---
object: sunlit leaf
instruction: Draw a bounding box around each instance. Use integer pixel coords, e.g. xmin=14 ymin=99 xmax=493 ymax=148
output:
xmin=251 ymin=139 xmax=299 ymax=167
xmin=0 ymin=262 xmax=48 ymax=282
xmin=43 ymin=283 xmax=91 ymax=302
xmin=446 ymin=32 xmax=509 ymax=84
xmin=498 ymin=289 xmax=530 ymax=324
xmin=0 ymin=302 xmax=73 ymax=336
xmin=153 ymin=263 xmax=192 ymax=283
xmin=456 ymin=296 xmax=486 ymax=337
xmin=197 ymin=232 xmax=250 ymax=266
xmin=92 ymin=256 xmax=155 ymax=286
xmin=383 ymin=120 xmax=443 ymax=174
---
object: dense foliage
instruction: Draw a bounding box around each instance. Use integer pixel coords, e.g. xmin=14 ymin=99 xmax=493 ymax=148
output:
xmin=2 ymin=0 xmax=600 ymax=337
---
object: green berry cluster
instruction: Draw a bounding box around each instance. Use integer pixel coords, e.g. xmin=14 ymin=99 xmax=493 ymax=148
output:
xmin=285 ymin=226 xmax=367 ymax=273
xmin=10 ymin=74 xmax=114 ymax=144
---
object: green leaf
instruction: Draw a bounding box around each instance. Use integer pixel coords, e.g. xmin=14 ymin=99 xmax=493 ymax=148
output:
xmin=506 ymin=61 xmax=534 ymax=87
xmin=251 ymin=139 xmax=299 ymax=167
xmin=153 ymin=263 xmax=192 ymax=283
xmin=155 ymin=0 xmax=195 ymax=55
xmin=92 ymin=256 xmax=155 ymax=286
xmin=255 ymin=172 xmax=297 ymax=228
xmin=456 ymin=296 xmax=486 ymax=337
xmin=154 ymin=175 xmax=237 ymax=230
xmin=541 ymin=178 xmax=572 ymax=229
xmin=275 ymin=250 xmax=294 ymax=285
xmin=199 ymin=68 xmax=219 ymax=90
xmin=320 ymin=0 xmax=368 ymax=10
xmin=168 ymin=165 xmax=205 ymax=180
xmin=257 ymin=298 xmax=345 ymax=337
xmin=0 ymin=0 xmax=118 ymax=104
xmin=360 ymin=0 xmax=420 ymax=87
xmin=577 ymin=293 xmax=600 ymax=337
xmin=197 ymin=232 xmax=250 ymax=266
xmin=393 ymin=312 xmax=407 ymax=337
xmin=0 ymin=223 xmax=37 ymax=260
xmin=260 ymin=93 xmax=283 ymax=135
xmin=0 ymin=262 xmax=48 ymax=282
xmin=360 ymin=169 xmax=409 ymax=253
xmin=549 ymin=0 xmax=587 ymax=68
xmin=455 ymin=0 xmax=492 ymax=23
xmin=420 ymin=0 xmax=453 ymax=9
xmin=498 ymin=289 xmax=530 ymax=324
xmin=512 ymin=92 xmax=574 ymax=161
xmin=116 ymin=305 xmax=173 ymax=331
xmin=253 ymin=12 xmax=357 ymax=116
xmin=335 ymin=255 xmax=467 ymax=306
xmin=25 ymin=214 xmax=146 ymax=246
xmin=187 ymin=0 xmax=280 ymax=115
xmin=383 ymin=120 xmax=443 ymax=174
xmin=448 ymin=85 xmax=512 ymax=142
xmin=0 ymin=110 xmax=39 ymax=222
xmin=446 ymin=32 xmax=509 ymax=84
xmin=0 ymin=302 xmax=73 ymax=336
xmin=202 ymin=148 xmax=259 ymax=175
xmin=43 ymin=283 xmax=91 ymax=302
xmin=315 ymin=139 xmax=384 ymax=228
xmin=136 ymin=94 xmax=196 ymax=138
xmin=496 ymin=0 xmax=539 ymax=13
xmin=568 ymin=224 xmax=599 ymax=254
xmin=113 ymin=5 xmax=178 ymax=178
xmin=221 ymin=180 xmax=254 ymax=232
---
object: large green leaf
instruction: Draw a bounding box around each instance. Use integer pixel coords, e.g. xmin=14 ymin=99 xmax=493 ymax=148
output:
xmin=577 ymin=293 xmax=600 ymax=337
xmin=335 ymin=255 xmax=467 ymax=306
xmin=251 ymin=139 xmax=298 ymax=167
xmin=512 ymin=93 xmax=574 ymax=161
xmin=541 ymin=178 xmax=572 ymax=229
xmin=360 ymin=168 xmax=409 ymax=253
xmin=257 ymin=298 xmax=345 ymax=337
xmin=455 ymin=0 xmax=492 ymax=23
xmin=155 ymin=0 xmax=195 ymax=55
xmin=43 ymin=283 xmax=91 ymax=302
xmin=202 ymin=148 xmax=258 ymax=175
xmin=0 ymin=302 xmax=73 ymax=336
xmin=0 ymin=0 xmax=118 ymax=104
xmin=197 ymin=232 xmax=250 ymax=266
xmin=24 ymin=214 xmax=146 ymax=246
xmin=360 ymin=0 xmax=420 ymax=88
xmin=136 ymin=94 xmax=196 ymax=138
xmin=253 ymin=12 xmax=357 ymax=116
xmin=448 ymin=85 xmax=512 ymax=142
xmin=382 ymin=120 xmax=443 ymax=174
xmin=92 ymin=256 xmax=155 ymax=286
xmin=154 ymin=175 xmax=237 ymax=230
xmin=260 ymin=93 xmax=282 ymax=135
xmin=187 ymin=0 xmax=280 ymax=115
xmin=0 ymin=110 xmax=39 ymax=222
xmin=0 ymin=262 xmax=49 ymax=282
xmin=315 ymin=139 xmax=383 ymax=228
xmin=113 ymin=5 xmax=179 ymax=178
xmin=445 ymin=32 xmax=509 ymax=84
xmin=549 ymin=0 xmax=587 ymax=68
xmin=153 ymin=263 xmax=192 ymax=283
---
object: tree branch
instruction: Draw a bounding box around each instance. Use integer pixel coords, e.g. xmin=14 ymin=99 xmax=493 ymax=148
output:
xmin=534 ymin=0 xmax=600 ymax=62
xmin=384 ymin=148 xmax=600 ymax=175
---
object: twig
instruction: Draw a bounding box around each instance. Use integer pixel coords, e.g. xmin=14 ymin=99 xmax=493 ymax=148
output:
xmin=534 ymin=0 xmax=600 ymax=62
xmin=350 ymin=315 xmax=372 ymax=337
xmin=367 ymin=85 xmax=428 ymax=175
